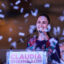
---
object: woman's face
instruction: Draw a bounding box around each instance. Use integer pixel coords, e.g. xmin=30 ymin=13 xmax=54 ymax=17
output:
xmin=36 ymin=16 xmax=48 ymax=32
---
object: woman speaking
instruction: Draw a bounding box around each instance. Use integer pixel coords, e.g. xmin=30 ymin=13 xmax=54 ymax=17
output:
xmin=27 ymin=14 xmax=61 ymax=64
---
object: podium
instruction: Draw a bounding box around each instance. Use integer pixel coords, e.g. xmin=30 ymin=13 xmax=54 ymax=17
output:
xmin=6 ymin=50 xmax=47 ymax=64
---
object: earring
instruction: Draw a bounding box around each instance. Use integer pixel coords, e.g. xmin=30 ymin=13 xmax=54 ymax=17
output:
xmin=45 ymin=24 xmax=51 ymax=32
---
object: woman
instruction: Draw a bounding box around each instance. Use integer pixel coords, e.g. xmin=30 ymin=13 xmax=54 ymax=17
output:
xmin=27 ymin=14 xmax=61 ymax=64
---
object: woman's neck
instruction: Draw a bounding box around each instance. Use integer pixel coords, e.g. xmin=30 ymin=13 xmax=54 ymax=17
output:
xmin=37 ymin=32 xmax=49 ymax=41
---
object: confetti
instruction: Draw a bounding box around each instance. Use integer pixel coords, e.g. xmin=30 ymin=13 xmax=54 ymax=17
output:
xmin=15 ymin=0 xmax=21 ymax=5
xmin=0 ymin=9 xmax=2 ymax=12
xmin=1 ymin=3 xmax=6 ymax=8
xmin=31 ymin=9 xmax=38 ymax=17
xmin=20 ymin=8 xmax=24 ymax=13
xmin=0 ymin=35 xmax=3 ymax=40
xmin=49 ymin=38 xmax=58 ymax=47
xmin=13 ymin=6 xmax=19 ymax=10
xmin=62 ymin=29 xmax=64 ymax=35
xmin=29 ymin=25 xmax=36 ymax=34
xmin=53 ymin=27 xmax=60 ymax=36
xmin=58 ymin=16 xmax=64 ymax=22
xmin=8 ymin=37 xmax=12 ymax=42
xmin=44 ymin=3 xmax=50 ymax=8
xmin=29 ymin=3 xmax=32 ymax=6
xmin=19 ymin=38 xmax=24 ymax=43
xmin=60 ymin=37 xmax=64 ymax=40
xmin=18 ymin=32 xmax=25 ymax=36
xmin=10 ymin=41 xmax=16 ymax=48
xmin=10 ymin=3 xmax=14 ymax=6
xmin=24 ymin=13 xmax=29 ymax=18
xmin=44 ymin=24 xmax=51 ymax=32
xmin=0 ymin=14 xmax=5 ymax=18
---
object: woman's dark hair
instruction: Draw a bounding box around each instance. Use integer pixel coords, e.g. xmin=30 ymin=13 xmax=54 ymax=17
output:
xmin=39 ymin=13 xmax=50 ymax=24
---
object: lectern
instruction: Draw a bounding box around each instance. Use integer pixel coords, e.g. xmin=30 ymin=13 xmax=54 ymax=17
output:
xmin=6 ymin=50 xmax=47 ymax=64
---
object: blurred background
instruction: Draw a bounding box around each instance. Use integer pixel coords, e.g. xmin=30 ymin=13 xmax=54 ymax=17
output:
xmin=0 ymin=0 xmax=64 ymax=64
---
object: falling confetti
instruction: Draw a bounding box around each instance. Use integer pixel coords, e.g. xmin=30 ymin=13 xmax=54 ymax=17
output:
xmin=15 ymin=0 xmax=21 ymax=5
xmin=13 ymin=6 xmax=19 ymax=10
xmin=8 ymin=37 xmax=12 ymax=42
xmin=29 ymin=25 xmax=36 ymax=34
xmin=10 ymin=3 xmax=14 ymax=6
xmin=59 ymin=16 xmax=64 ymax=22
xmin=19 ymin=38 xmax=24 ymax=43
xmin=0 ymin=9 xmax=2 ymax=12
xmin=31 ymin=9 xmax=38 ymax=17
xmin=20 ymin=8 xmax=24 ymax=13
xmin=53 ymin=27 xmax=60 ymax=36
xmin=49 ymin=38 xmax=58 ymax=47
xmin=10 ymin=41 xmax=16 ymax=48
xmin=44 ymin=3 xmax=50 ymax=8
xmin=62 ymin=29 xmax=64 ymax=35
xmin=24 ymin=13 xmax=29 ymax=18
xmin=29 ymin=3 xmax=32 ymax=6
xmin=1 ymin=3 xmax=6 ymax=8
xmin=18 ymin=32 xmax=25 ymax=36
xmin=60 ymin=37 xmax=64 ymax=40
xmin=0 ymin=14 xmax=5 ymax=18
xmin=60 ymin=60 xmax=64 ymax=64
xmin=0 ymin=35 xmax=3 ymax=40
